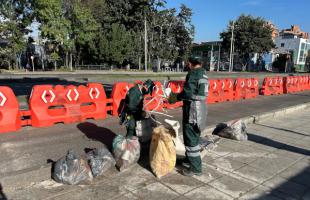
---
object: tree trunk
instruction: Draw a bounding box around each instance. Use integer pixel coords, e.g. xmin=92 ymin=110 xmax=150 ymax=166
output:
xmin=148 ymin=54 xmax=151 ymax=70
xmin=69 ymin=53 xmax=73 ymax=71
xmin=7 ymin=60 xmax=11 ymax=71
xmin=157 ymin=57 xmax=161 ymax=72
xmin=15 ymin=56 xmax=19 ymax=70
xmin=138 ymin=56 xmax=141 ymax=71
xmin=65 ymin=52 xmax=68 ymax=68
xmin=54 ymin=61 xmax=57 ymax=71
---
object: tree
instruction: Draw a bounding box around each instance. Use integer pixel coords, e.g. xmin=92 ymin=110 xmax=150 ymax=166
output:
xmin=0 ymin=0 xmax=34 ymax=69
xmin=70 ymin=1 xmax=100 ymax=65
xmin=148 ymin=3 xmax=194 ymax=71
xmin=220 ymin=14 xmax=275 ymax=69
xmin=32 ymin=0 xmax=194 ymax=70
xmin=34 ymin=0 xmax=72 ymax=69
xmin=107 ymin=23 xmax=135 ymax=66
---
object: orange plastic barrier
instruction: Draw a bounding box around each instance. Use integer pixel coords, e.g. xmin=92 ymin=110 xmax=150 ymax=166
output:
xmin=235 ymin=78 xmax=259 ymax=100
xmin=307 ymin=76 xmax=310 ymax=90
xmin=0 ymin=86 xmax=21 ymax=133
xmin=260 ymin=76 xmax=284 ymax=96
xmin=109 ymin=82 xmax=134 ymax=116
xmin=207 ymin=79 xmax=222 ymax=103
xmin=165 ymin=80 xmax=184 ymax=109
xmin=222 ymin=79 xmax=235 ymax=101
xmin=284 ymin=76 xmax=299 ymax=93
xmin=299 ymin=76 xmax=308 ymax=91
xmin=144 ymin=81 xmax=165 ymax=111
xmin=246 ymin=78 xmax=259 ymax=98
xmin=29 ymin=83 xmax=107 ymax=127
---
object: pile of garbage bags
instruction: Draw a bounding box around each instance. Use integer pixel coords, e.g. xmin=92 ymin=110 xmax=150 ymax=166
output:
xmin=52 ymin=117 xmax=229 ymax=184
xmin=53 ymin=134 xmax=142 ymax=185
xmin=53 ymin=140 xmax=131 ymax=185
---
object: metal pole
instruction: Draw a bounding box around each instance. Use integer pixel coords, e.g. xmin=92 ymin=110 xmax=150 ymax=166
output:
xmin=229 ymin=21 xmax=235 ymax=72
xmin=232 ymin=38 xmax=235 ymax=71
xmin=217 ymin=44 xmax=221 ymax=72
xmin=31 ymin=56 xmax=34 ymax=72
xmin=210 ymin=44 xmax=214 ymax=71
xmin=144 ymin=17 xmax=148 ymax=72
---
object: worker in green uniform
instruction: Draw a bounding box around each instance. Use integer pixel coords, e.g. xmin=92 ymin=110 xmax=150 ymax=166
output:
xmin=168 ymin=57 xmax=209 ymax=176
xmin=120 ymin=79 xmax=155 ymax=138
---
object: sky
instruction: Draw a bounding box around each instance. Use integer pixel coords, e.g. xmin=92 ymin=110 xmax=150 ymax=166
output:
xmin=165 ymin=0 xmax=310 ymax=43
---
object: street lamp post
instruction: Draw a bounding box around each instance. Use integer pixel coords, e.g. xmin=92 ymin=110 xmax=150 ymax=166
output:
xmin=217 ymin=44 xmax=221 ymax=72
xmin=30 ymin=56 xmax=34 ymax=72
xmin=144 ymin=17 xmax=148 ymax=72
xmin=229 ymin=21 xmax=235 ymax=72
xmin=210 ymin=44 xmax=214 ymax=71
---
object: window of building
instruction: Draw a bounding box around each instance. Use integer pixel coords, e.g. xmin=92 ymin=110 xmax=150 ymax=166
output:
xmin=281 ymin=43 xmax=285 ymax=47
xmin=301 ymin=43 xmax=305 ymax=50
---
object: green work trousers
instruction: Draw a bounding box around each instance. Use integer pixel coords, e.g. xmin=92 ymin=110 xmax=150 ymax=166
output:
xmin=183 ymin=101 xmax=202 ymax=173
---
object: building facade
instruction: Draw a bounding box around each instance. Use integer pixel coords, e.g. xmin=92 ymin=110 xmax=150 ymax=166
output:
xmin=275 ymin=25 xmax=310 ymax=72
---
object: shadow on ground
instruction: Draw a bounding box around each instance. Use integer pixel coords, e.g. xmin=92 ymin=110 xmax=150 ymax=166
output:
xmin=0 ymin=183 xmax=7 ymax=200
xmin=245 ymin=132 xmax=310 ymax=199
xmin=77 ymin=122 xmax=117 ymax=151
xmin=247 ymin=133 xmax=310 ymax=156
xmin=254 ymin=123 xmax=310 ymax=137
xmin=255 ymin=166 xmax=310 ymax=199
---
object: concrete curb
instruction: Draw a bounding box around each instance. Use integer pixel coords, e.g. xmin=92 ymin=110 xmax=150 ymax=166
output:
xmin=201 ymin=101 xmax=310 ymax=136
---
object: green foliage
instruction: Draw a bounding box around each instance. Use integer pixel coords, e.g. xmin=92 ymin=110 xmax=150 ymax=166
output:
xmin=0 ymin=0 xmax=34 ymax=69
xmin=220 ymin=14 xmax=275 ymax=65
xmin=106 ymin=23 xmax=135 ymax=65
xmin=1 ymin=0 xmax=194 ymax=69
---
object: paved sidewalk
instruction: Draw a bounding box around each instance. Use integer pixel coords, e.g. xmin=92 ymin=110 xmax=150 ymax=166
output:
xmin=1 ymin=106 xmax=309 ymax=199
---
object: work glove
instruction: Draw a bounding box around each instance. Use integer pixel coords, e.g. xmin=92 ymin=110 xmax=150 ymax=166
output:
xmin=168 ymin=92 xmax=178 ymax=104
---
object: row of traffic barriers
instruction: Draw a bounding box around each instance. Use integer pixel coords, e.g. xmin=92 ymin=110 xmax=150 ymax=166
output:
xmin=260 ymin=75 xmax=310 ymax=95
xmin=1 ymin=75 xmax=309 ymax=133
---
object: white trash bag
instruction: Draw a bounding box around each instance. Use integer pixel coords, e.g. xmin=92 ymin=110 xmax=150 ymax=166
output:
xmin=213 ymin=119 xmax=248 ymax=141
xmin=136 ymin=115 xmax=157 ymax=143
xmin=165 ymin=119 xmax=186 ymax=158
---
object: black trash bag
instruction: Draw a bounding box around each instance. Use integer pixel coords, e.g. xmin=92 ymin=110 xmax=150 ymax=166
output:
xmin=213 ymin=120 xmax=248 ymax=141
xmin=52 ymin=149 xmax=93 ymax=185
xmin=86 ymin=146 xmax=116 ymax=177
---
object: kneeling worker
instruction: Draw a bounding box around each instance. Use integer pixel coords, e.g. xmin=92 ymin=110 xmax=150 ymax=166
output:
xmin=120 ymin=79 xmax=155 ymax=138
xmin=168 ymin=57 xmax=209 ymax=176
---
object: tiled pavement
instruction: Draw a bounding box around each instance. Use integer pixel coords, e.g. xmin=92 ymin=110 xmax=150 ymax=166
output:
xmin=2 ymin=109 xmax=309 ymax=200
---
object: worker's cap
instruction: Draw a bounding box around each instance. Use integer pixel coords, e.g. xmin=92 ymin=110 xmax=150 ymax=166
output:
xmin=188 ymin=56 xmax=202 ymax=65
xmin=143 ymin=79 xmax=155 ymax=94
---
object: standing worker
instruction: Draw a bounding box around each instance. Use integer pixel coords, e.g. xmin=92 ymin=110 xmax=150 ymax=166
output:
xmin=120 ymin=79 xmax=155 ymax=138
xmin=168 ymin=57 xmax=209 ymax=176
